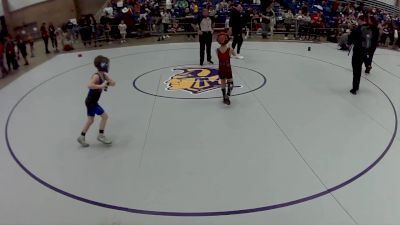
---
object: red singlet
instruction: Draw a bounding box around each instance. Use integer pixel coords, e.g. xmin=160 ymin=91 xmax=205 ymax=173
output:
xmin=217 ymin=47 xmax=233 ymax=79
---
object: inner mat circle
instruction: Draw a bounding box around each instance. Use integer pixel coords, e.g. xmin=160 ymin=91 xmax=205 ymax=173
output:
xmin=133 ymin=65 xmax=267 ymax=99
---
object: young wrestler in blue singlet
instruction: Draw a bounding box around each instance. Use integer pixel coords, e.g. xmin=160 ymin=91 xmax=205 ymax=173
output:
xmin=78 ymin=55 xmax=116 ymax=147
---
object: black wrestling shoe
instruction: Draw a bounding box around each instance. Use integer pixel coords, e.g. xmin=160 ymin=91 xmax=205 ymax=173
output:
xmin=223 ymin=96 xmax=231 ymax=105
xmin=365 ymin=66 xmax=371 ymax=74
xmin=208 ymin=60 xmax=214 ymax=64
xmin=350 ymin=89 xmax=357 ymax=95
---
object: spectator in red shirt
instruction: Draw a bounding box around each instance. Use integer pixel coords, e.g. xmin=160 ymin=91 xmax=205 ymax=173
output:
xmin=311 ymin=11 xmax=324 ymax=40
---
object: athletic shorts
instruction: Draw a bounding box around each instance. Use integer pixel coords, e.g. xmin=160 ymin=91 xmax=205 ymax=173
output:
xmin=86 ymin=103 xmax=105 ymax=117
xmin=218 ymin=71 xmax=233 ymax=80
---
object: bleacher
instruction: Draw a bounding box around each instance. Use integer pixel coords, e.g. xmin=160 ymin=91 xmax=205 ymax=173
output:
xmin=347 ymin=0 xmax=400 ymax=16
xmin=91 ymin=0 xmax=400 ymax=42
xmin=284 ymin=0 xmax=399 ymax=14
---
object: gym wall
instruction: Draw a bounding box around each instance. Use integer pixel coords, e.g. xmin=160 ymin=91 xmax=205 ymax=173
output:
xmin=6 ymin=0 xmax=107 ymax=35
xmin=79 ymin=0 xmax=107 ymax=15
xmin=7 ymin=0 xmax=76 ymax=31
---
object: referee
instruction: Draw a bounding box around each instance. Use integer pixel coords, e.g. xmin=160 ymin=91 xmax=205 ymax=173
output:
xmin=197 ymin=8 xmax=214 ymax=66
xmin=348 ymin=15 xmax=369 ymax=95
xmin=229 ymin=3 xmax=244 ymax=59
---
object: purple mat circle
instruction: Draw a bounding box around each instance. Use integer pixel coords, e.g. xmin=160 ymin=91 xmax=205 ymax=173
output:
xmin=4 ymin=47 xmax=398 ymax=216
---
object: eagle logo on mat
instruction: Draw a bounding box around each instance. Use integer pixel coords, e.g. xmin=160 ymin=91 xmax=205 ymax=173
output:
xmin=165 ymin=67 xmax=222 ymax=94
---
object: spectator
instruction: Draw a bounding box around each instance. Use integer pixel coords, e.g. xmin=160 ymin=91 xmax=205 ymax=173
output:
xmin=116 ymin=0 xmax=124 ymax=9
xmin=100 ymin=12 xmax=110 ymax=27
xmin=89 ymin=16 xmax=99 ymax=47
xmin=66 ymin=20 xmax=75 ymax=42
xmin=162 ymin=9 xmax=172 ymax=39
xmin=26 ymin=33 xmax=35 ymax=58
xmin=219 ymin=0 xmax=229 ymax=10
xmin=296 ymin=9 xmax=311 ymax=40
xmin=387 ymin=22 xmax=395 ymax=46
xmin=261 ymin=3 xmax=275 ymax=39
xmin=5 ymin=36 xmax=19 ymax=72
xmin=148 ymin=7 xmax=156 ymax=31
xmin=364 ymin=15 xmax=380 ymax=74
xmin=154 ymin=9 xmax=164 ymax=41
xmin=338 ymin=29 xmax=351 ymax=50
xmin=61 ymin=27 xmax=74 ymax=51
xmin=139 ymin=2 xmax=149 ymax=21
xmin=95 ymin=23 xmax=105 ymax=46
xmin=191 ymin=1 xmax=199 ymax=14
xmin=209 ymin=6 xmax=217 ymax=17
xmin=74 ymin=20 xmax=80 ymax=40
xmin=40 ymin=22 xmax=51 ymax=54
xmin=119 ymin=20 xmax=128 ymax=43
xmin=332 ymin=0 xmax=340 ymax=13
xmin=0 ymin=40 xmax=9 ymax=78
xmin=48 ymin=22 xmax=57 ymax=52
xmin=138 ymin=17 xmax=148 ymax=37
xmin=242 ymin=7 xmax=252 ymax=39
xmin=105 ymin=22 xmax=112 ymax=44
xmin=167 ymin=0 xmax=173 ymax=10
xmin=120 ymin=7 xmax=134 ymax=33
xmin=310 ymin=10 xmax=324 ymax=41
xmin=379 ymin=22 xmax=387 ymax=46
xmin=184 ymin=8 xmax=196 ymax=40
xmin=284 ymin=9 xmax=295 ymax=39
xmin=80 ymin=16 xmax=93 ymax=47
xmin=55 ymin=27 xmax=63 ymax=49
xmin=16 ymin=35 xmax=29 ymax=66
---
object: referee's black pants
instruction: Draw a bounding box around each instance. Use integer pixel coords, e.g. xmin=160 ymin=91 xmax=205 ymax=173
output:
xmin=232 ymin=31 xmax=243 ymax=54
xmin=352 ymin=53 xmax=367 ymax=91
xmin=199 ymin=31 xmax=212 ymax=64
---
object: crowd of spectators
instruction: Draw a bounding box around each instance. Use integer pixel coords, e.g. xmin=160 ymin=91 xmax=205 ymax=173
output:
xmin=0 ymin=19 xmax=83 ymax=79
xmin=0 ymin=32 xmax=35 ymax=78
xmin=89 ymin=0 xmax=266 ymax=40
xmin=284 ymin=0 xmax=400 ymax=45
xmin=92 ymin=0 xmax=400 ymax=46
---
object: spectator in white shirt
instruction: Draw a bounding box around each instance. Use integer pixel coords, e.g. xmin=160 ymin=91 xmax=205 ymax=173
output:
xmin=161 ymin=9 xmax=172 ymax=39
xmin=119 ymin=20 xmax=128 ymax=43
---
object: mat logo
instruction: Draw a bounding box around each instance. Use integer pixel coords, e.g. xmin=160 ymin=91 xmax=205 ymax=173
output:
xmin=165 ymin=67 xmax=221 ymax=94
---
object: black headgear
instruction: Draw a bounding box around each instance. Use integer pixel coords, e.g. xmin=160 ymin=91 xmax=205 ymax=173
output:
xmin=94 ymin=55 xmax=110 ymax=72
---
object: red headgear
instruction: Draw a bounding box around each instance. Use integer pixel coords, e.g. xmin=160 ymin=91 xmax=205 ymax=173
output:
xmin=217 ymin=32 xmax=230 ymax=45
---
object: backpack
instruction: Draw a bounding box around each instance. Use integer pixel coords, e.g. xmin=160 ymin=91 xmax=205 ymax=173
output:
xmin=361 ymin=25 xmax=372 ymax=49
